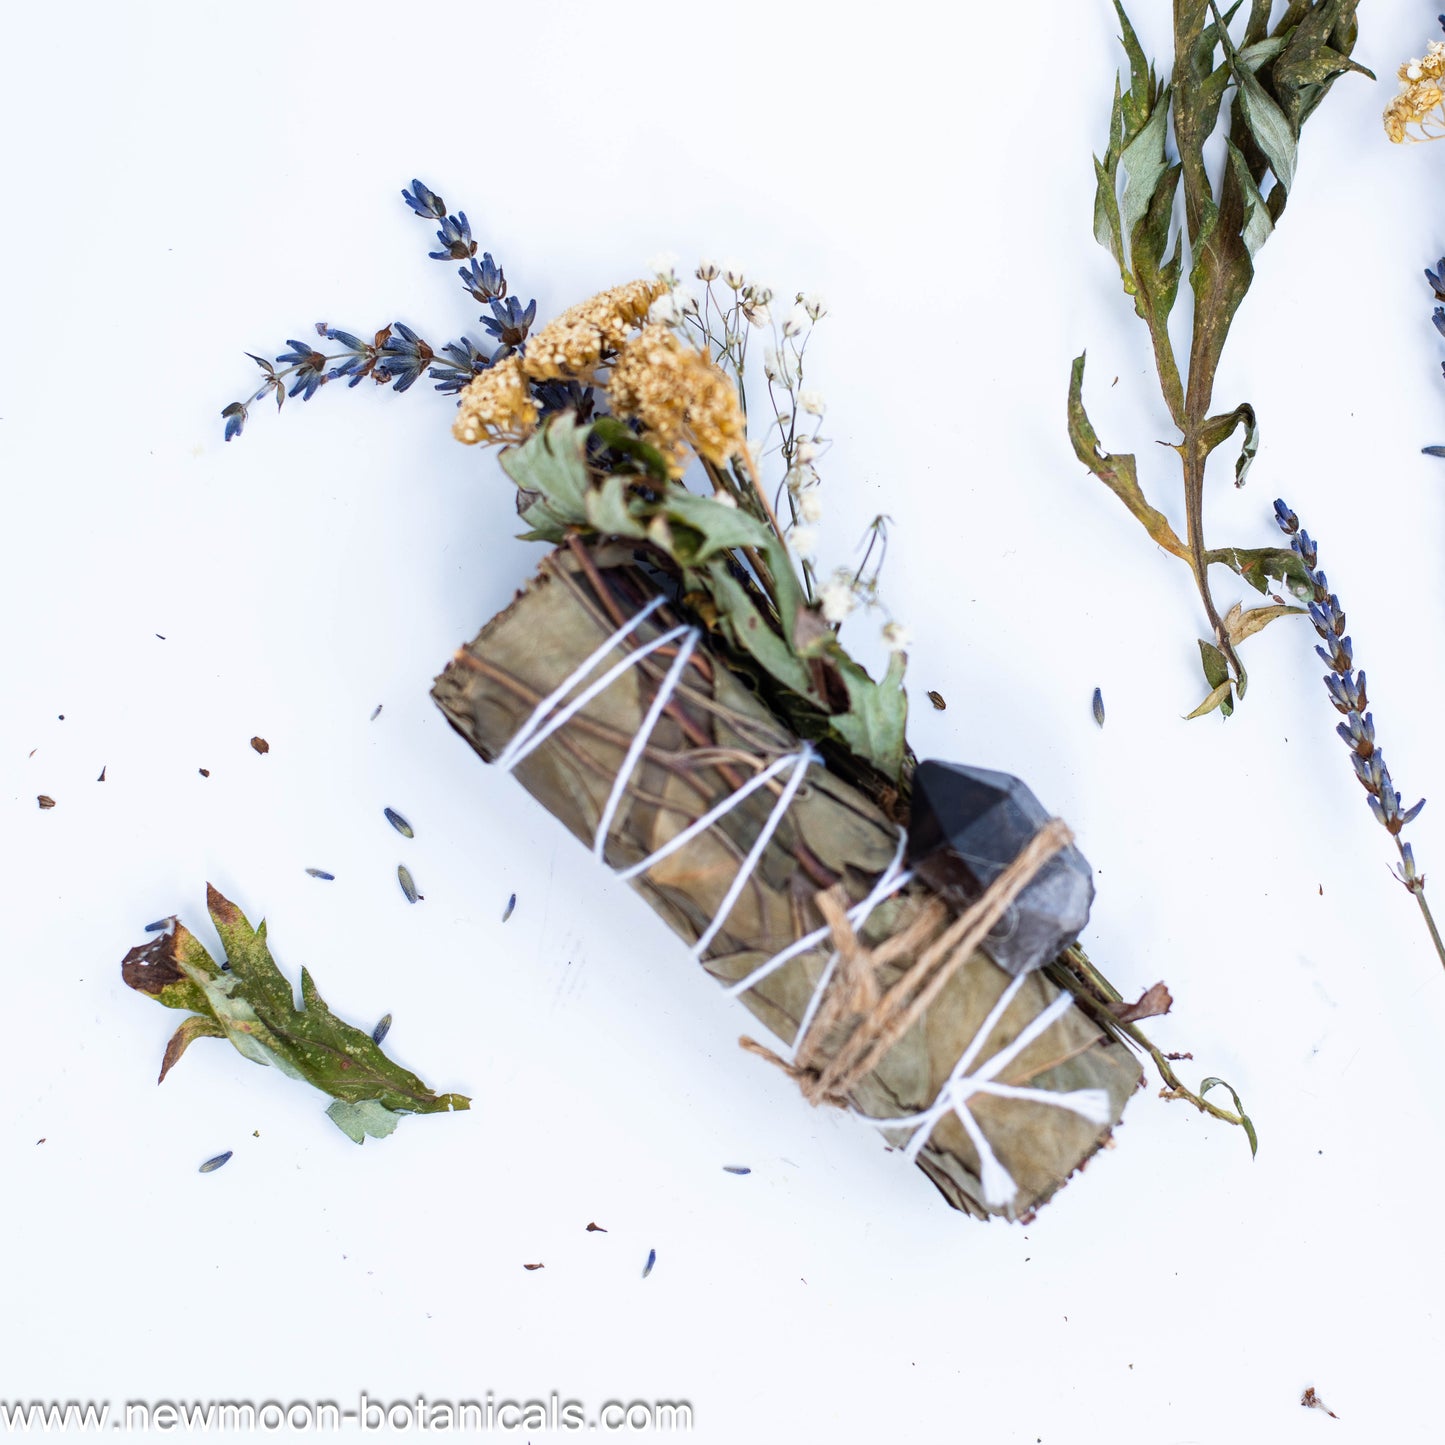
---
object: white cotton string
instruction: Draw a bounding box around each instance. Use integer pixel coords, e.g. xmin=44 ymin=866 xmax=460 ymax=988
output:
xmin=612 ymin=749 xmax=806 ymax=882
xmin=684 ymin=746 xmax=815 ymax=961
xmin=498 ymin=596 xmax=815 ymax=965
xmin=592 ymin=627 xmax=700 ymax=864
xmin=495 ymin=596 xmax=669 ymax=774
xmin=723 ymin=831 xmax=914 ymax=1065
xmin=866 ymin=975 xmax=1112 ymax=1206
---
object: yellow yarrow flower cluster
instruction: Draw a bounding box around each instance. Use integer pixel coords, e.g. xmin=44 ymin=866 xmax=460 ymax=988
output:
xmin=606 ymin=325 xmax=748 ymax=478
xmin=452 ymin=356 xmax=538 ymax=445
xmin=521 ymin=280 xmax=663 ymax=381
xmin=1384 ymin=41 xmax=1445 ymax=141
xmin=453 ymin=279 xmax=665 ymax=446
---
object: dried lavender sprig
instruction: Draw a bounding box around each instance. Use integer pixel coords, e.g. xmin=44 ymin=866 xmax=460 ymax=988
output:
xmin=1273 ymin=499 xmax=1445 ymax=972
xmin=220 ymin=179 xmax=538 ymax=440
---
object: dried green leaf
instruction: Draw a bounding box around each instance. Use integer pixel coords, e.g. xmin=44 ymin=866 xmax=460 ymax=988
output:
xmin=829 ymin=650 xmax=909 ymax=786
xmin=326 ymin=1098 xmax=403 ymax=1143
xmin=1185 ymin=680 xmax=1234 ymax=720
xmin=1198 ymin=638 xmax=1230 ymax=690
xmin=1222 ymin=600 xmax=1303 ymax=647
xmin=1093 ymin=147 xmax=1126 ymax=277
xmin=1204 ymin=544 xmax=1312 ymax=596
xmin=1119 ymin=91 xmax=1173 ymax=244
xmin=121 ymin=885 xmax=470 ymax=1141
xmin=1067 ymin=354 xmax=1189 ymax=561
xmin=1112 ymin=0 xmax=1157 ymax=139
xmin=500 ymin=413 xmax=592 ymax=528
xmin=1199 ymin=400 xmax=1260 ymax=486
xmin=1225 ymin=141 xmax=1273 ymax=260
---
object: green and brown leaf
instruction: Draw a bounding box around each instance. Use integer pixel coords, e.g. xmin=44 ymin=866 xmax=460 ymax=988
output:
xmin=121 ymin=885 xmax=470 ymax=1142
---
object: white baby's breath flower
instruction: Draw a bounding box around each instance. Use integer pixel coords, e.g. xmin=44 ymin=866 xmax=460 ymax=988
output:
xmin=802 ymin=291 xmax=828 ymax=321
xmin=789 ymin=525 xmax=818 ymax=558
xmin=647 ymin=251 xmax=679 ymax=282
xmin=819 ymin=575 xmax=856 ymax=624
xmin=647 ymin=290 xmax=686 ymax=327
xmin=696 ymin=258 xmax=720 ymax=282
xmin=678 ymin=288 xmax=700 ymax=316
xmin=793 ymin=438 xmax=819 ymax=465
xmin=723 ymin=259 xmax=746 ymax=290
xmin=799 ymin=388 xmax=826 ymax=416
xmin=741 ymin=298 xmax=771 ymax=328
xmin=1408 ymin=59 xmax=1424 ymax=80
xmin=782 ymin=305 xmax=808 ymax=338
xmin=763 ymin=345 xmax=794 ymax=386
xmin=745 ymin=283 xmax=774 ymax=306
xmin=881 ymin=620 xmax=912 ymax=653
xmin=797 ymin=488 xmax=824 ymax=524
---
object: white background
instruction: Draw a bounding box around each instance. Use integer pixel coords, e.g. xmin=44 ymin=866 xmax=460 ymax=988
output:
xmin=5 ymin=2 xmax=1445 ymax=1440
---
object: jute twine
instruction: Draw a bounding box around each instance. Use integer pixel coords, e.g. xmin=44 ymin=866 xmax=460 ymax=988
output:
xmin=740 ymin=819 xmax=1073 ymax=1110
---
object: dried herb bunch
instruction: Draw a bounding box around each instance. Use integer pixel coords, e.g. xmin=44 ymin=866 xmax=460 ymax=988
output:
xmin=1070 ymin=1 xmax=1370 ymax=718
xmin=221 ymin=177 xmax=1259 ymax=1155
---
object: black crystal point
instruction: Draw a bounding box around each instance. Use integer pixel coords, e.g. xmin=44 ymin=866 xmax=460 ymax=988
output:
xmin=906 ymin=760 xmax=1094 ymax=977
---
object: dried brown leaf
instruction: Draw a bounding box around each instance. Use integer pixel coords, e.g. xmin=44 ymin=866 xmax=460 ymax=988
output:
xmin=1107 ymin=981 xmax=1173 ymax=1023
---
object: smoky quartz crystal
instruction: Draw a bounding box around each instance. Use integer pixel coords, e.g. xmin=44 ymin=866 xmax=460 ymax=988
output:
xmin=906 ymin=760 xmax=1094 ymax=976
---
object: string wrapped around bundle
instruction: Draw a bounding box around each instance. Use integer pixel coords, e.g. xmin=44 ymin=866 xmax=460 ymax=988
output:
xmin=432 ymin=540 xmax=1141 ymax=1219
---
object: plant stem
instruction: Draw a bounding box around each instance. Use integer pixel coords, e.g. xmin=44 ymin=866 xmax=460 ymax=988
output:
xmin=1413 ymin=888 xmax=1445 ymax=974
xmin=1180 ymin=424 xmax=1245 ymax=684
xmin=1055 ymin=945 xmax=1253 ymax=1133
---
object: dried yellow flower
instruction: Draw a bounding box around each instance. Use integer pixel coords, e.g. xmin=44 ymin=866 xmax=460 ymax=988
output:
xmin=606 ymin=325 xmax=748 ymax=478
xmin=452 ymin=356 xmax=539 ymax=446
xmin=521 ymin=279 xmax=663 ymax=381
xmin=1385 ymin=43 xmax=1445 ymax=140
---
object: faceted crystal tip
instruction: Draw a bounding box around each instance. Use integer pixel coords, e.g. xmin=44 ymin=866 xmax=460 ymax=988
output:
xmin=906 ymin=760 xmax=1094 ymax=976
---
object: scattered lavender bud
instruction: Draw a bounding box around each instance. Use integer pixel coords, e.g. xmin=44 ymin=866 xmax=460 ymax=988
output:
xmin=384 ymin=807 xmax=414 ymax=839
xmin=502 ymin=892 xmax=516 ymax=922
xmin=305 ymin=868 xmax=335 ymax=881
xmin=372 ymin=1014 xmax=392 ymax=1046
xmin=642 ymin=1248 xmax=657 ymax=1279
xmin=398 ymin=864 xmax=421 ymax=903
xmin=198 ymin=1151 xmax=232 ymax=1174
xmin=1092 ymin=688 xmax=1106 ymax=728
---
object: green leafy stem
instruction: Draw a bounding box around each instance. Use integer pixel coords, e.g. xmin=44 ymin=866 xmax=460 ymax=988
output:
xmin=121 ymin=885 xmax=470 ymax=1142
xmin=502 ymin=413 xmax=910 ymax=787
xmin=1069 ymin=0 xmax=1369 ymax=718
